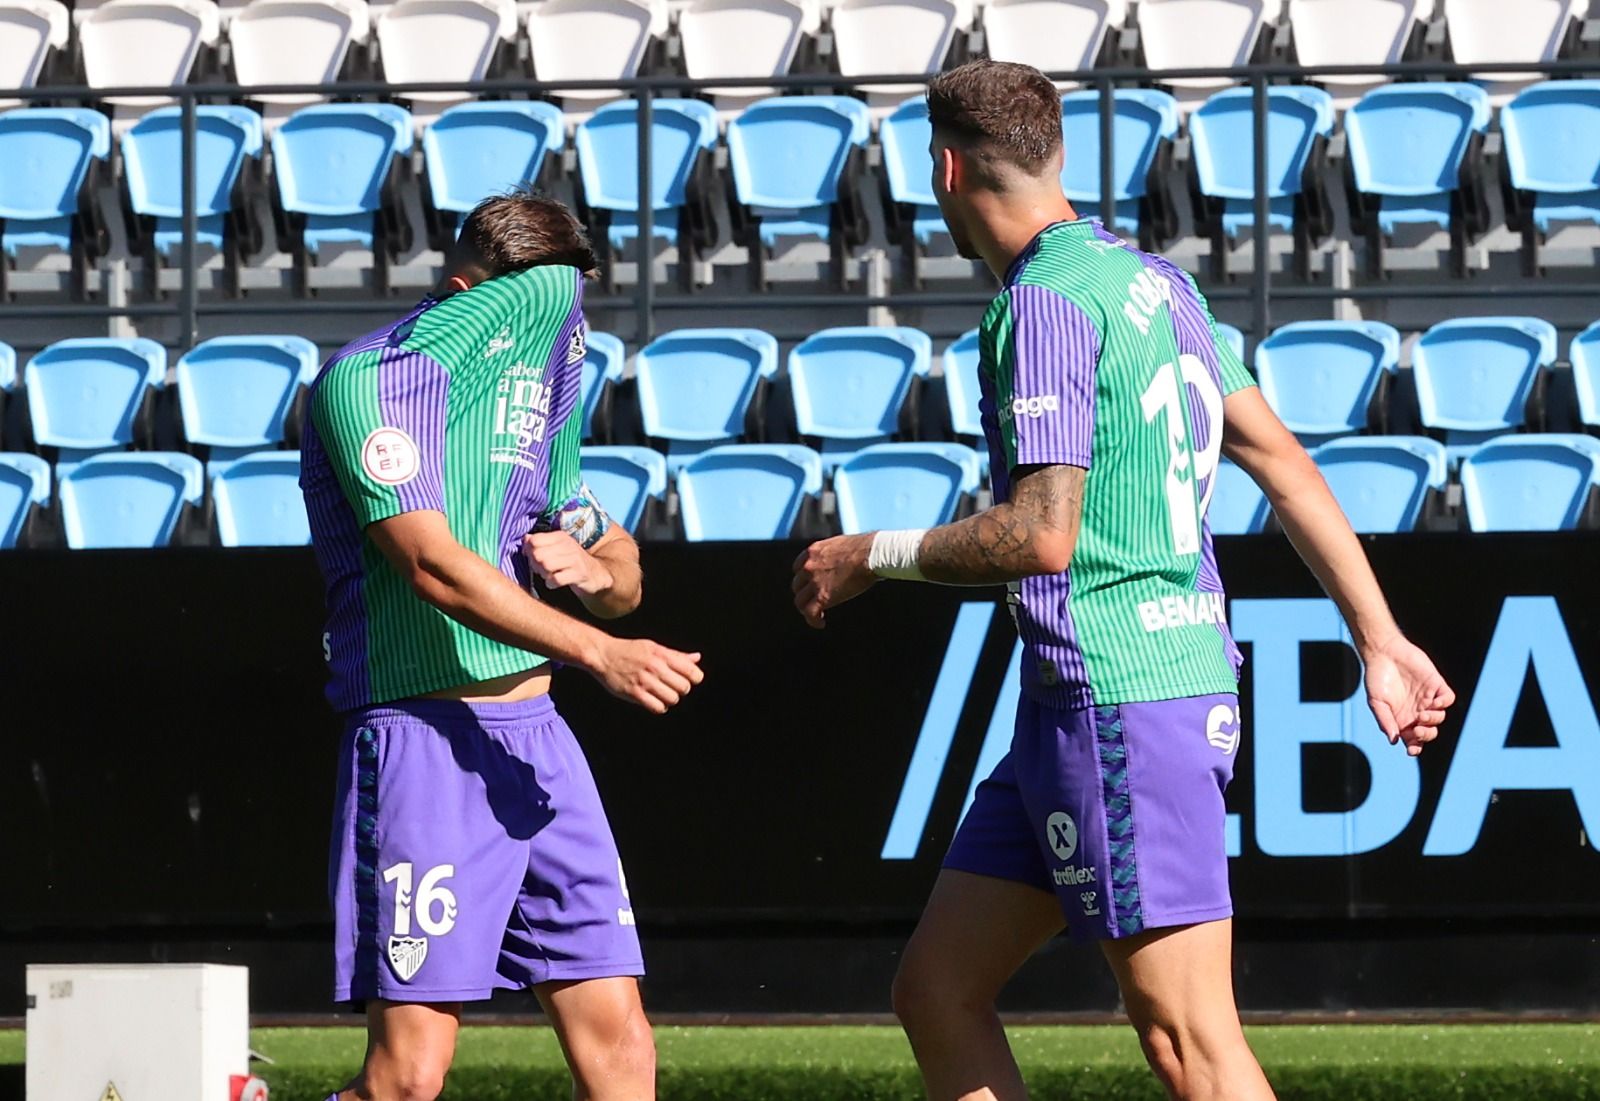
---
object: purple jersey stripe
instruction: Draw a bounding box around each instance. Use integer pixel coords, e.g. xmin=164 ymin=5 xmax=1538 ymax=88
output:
xmin=377 ymin=350 xmax=450 ymax=515
xmin=1008 ymin=285 xmax=1098 ymax=469
xmin=301 ymin=416 xmax=372 ymax=707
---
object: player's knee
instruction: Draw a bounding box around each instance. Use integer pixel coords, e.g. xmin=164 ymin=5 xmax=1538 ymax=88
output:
xmin=891 ymin=954 xmax=980 ymax=1030
xmin=372 ymin=1055 xmax=449 ymax=1101
xmin=572 ymin=1005 xmax=656 ymax=1087
xmin=1133 ymin=1020 xmax=1186 ymax=1094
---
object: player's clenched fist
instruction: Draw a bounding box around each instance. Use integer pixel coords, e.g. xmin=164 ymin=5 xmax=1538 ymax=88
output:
xmin=792 ymin=534 xmax=878 ymax=629
xmin=524 ymin=531 xmax=613 ymax=595
xmin=592 ymin=637 xmax=704 ymax=714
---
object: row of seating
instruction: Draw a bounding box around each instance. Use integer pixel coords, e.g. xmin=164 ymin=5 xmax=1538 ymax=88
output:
xmin=2 ymin=0 xmax=1587 ymax=121
xmin=7 ymin=315 xmax=1600 ymax=474
xmin=6 ymin=75 xmax=1597 ymax=287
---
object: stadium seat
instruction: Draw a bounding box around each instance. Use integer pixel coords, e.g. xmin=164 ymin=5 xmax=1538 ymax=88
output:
xmin=81 ymin=0 xmax=221 ymax=111
xmin=1461 ymin=434 xmax=1598 ymax=532
xmin=1060 ymin=88 xmax=1180 ymax=242
xmin=175 ymin=335 xmax=319 ymax=467
xmin=526 ymin=0 xmax=667 ymax=104
xmin=580 ymin=330 xmax=626 ymax=441
xmin=0 ymin=452 xmax=49 ymax=549
xmin=0 ymin=0 xmax=68 ymax=110
xmin=1188 ymin=85 xmax=1333 ymax=270
xmin=726 ymin=96 xmax=870 ymax=279
xmin=942 ymin=328 xmax=982 ymax=439
xmin=1501 ymin=81 xmax=1600 ymax=261
xmin=375 ymin=0 xmax=517 ymax=118
xmin=228 ymin=0 xmax=370 ymax=114
xmin=211 ymin=451 xmax=309 ymax=545
xmin=1254 ymin=320 xmax=1400 ymax=444
xmin=580 ymin=445 xmax=667 ymax=532
xmin=1216 ymin=322 xmax=1245 ymax=360
xmin=1344 ymin=82 xmax=1491 ymax=273
xmin=1571 ymin=321 xmax=1600 ymax=433
xmin=879 ymin=97 xmax=947 ymax=255
xmin=1312 ymin=436 xmax=1446 ymax=533
xmin=269 ymin=103 xmax=413 ymax=291
xmin=676 ymin=443 xmax=822 ymax=540
xmin=1444 ymin=0 xmax=1583 ymax=101
xmin=0 ymin=338 xmax=14 ymax=409
xmin=120 ymin=105 xmax=264 ymax=284
xmin=1287 ymin=0 xmax=1430 ymax=106
xmin=24 ymin=337 xmax=166 ymax=462
xmin=635 ymin=328 xmax=778 ymax=468
xmin=1136 ymin=0 xmax=1281 ymax=99
xmin=0 ymin=108 xmax=112 ymax=292
xmin=57 ymin=451 xmax=204 ymax=548
xmin=788 ymin=326 xmax=932 ymax=465
xmin=830 ymin=0 xmax=973 ymax=98
xmin=983 ymin=0 xmax=1127 ymax=87
xmin=421 ymin=101 xmax=565 ymax=249
xmin=834 ymin=442 xmax=982 ymax=533
xmin=1209 ymin=458 xmax=1267 ymax=534
xmin=574 ymin=98 xmax=718 ymax=260
xmin=678 ymin=0 xmax=820 ymax=105
xmin=1412 ymin=317 xmax=1556 ymax=461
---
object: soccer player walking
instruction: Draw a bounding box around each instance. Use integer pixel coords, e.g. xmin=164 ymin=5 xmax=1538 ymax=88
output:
xmin=793 ymin=62 xmax=1455 ymax=1101
xmin=302 ymin=191 xmax=702 ymax=1101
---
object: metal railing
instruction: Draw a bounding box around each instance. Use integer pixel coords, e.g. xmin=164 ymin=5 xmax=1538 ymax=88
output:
xmin=2 ymin=54 xmax=1598 ymax=349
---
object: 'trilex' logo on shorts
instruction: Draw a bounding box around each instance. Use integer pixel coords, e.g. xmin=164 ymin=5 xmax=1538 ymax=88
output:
xmin=1045 ymin=811 xmax=1078 ymax=861
xmin=1205 ymin=703 xmax=1242 ymax=756
xmin=387 ymin=936 xmax=428 ymax=982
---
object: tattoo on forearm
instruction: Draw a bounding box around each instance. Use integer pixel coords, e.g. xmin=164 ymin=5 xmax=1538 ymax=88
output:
xmin=918 ymin=465 xmax=1086 ymax=585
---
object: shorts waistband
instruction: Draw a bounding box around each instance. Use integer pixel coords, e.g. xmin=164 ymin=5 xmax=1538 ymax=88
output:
xmin=344 ymin=692 xmax=558 ymax=731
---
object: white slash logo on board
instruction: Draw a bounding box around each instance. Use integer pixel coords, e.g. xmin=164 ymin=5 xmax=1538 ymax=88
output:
xmin=387 ymin=935 xmax=428 ymax=982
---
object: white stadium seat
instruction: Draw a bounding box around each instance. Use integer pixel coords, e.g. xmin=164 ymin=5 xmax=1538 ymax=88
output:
xmin=0 ymin=0 xmax=68 ymax=109
xmin=679 ymin=0 xmax=821 ymax=105
xmin=982 ymin=0 xmax=1126 ymax=88
xmin=1137 ymin=0 xmax=1281 ymax=100
xmin=1288 ymin=0 xmax=1430 ymax=107
xmin=1444 ymin=0 xmax=1583 ymax=102
xmin=230 ymin=0 xmax=370 ymax=111
xmin=81 ymin=0 xmax=221 ymax=111
xmin=376 ymin=0 xmax=516 ymax=117
xmin=831 ymin=0 xmax=973 ymax=99
xmin=526 ymin=0 xmax=667 ymax=104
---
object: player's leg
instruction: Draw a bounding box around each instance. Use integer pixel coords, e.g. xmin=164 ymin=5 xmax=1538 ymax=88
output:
xmin=331 ymin=1001 xmax=462 ymax=1101
xmin=536 ymin=977 xmax=656 ymax=1101
xmin=893 ymin=870 xmax=1065 ymax=1101
xmin=1101 ymin=920 xmax=1273 ymax=1101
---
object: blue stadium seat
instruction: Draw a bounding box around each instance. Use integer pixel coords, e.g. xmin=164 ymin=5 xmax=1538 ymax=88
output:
xmin=422 ymin=101 xmax=566 ymax=251
xmin=0 ymin=108 xmax=111 ymax=288
xmin=1209 ymin=459 xmax=1267 ymax=535
xmin=879 ymin=97 xmax=946 ymax=250
xmin=1502 ymin=80 xmax=1600 ymax=256
xmin=1345 ymin=83 xmax=1491 ymax=268
xmin=581 ymin=331 xmax=626 ymax=442
xmin=580 ymin=445 xmax=668 ymax=534
xmin=789 ymin=326 xmax=932 ymax=466
xmin=120 ymin=105 xmax=264 ymax=267
xmin=1255 ymin=320 xmax=1400 ymax=445
xmin=1060 ymin=89 xmax=1180 ymax=240
xmin=1412 ymin=317 xmax=1556 ymax=462
xmin=0 ymin=452 xmax=50 ymax=549
xmin=1312 ymin=436 xmax=1446 ymax=534
xmin=1189 ymin=86 xmax=1334 ymax=248
xmin=636 ymin=328 xmax=779 ymax=469
xmin=1215 ymin=322 xmax=1245 ymax=362
xmin=211 ymin=451 xmax=309 ymax=547
xmin=677 ymin=444 xmax=823 ymax=541
xmin=1571 ymin=321 xmax=1600 ymax=432
xmin=24 ymin=337 xmax=167 ymax=462
xmin=0 ymin=339 xmax=14 ymax=423
xmin=727 ymin=96 xmax=870 ymax=253
xmin=58 ymin=452 xmax=203 ymax=549
xmin=834 ymin=443 xmax=982 ymax=534
xmin=942 ymin=328 xmax=982 ymax=439
xmin=575 ymin=99 xmax=718 ymax=255
xmin=1462 ymin=435 xmax=1599 ymax=532
xmin=270 ymin=103 xmax=412 ymax=286
xmin=175 ymin=335 xmax=319 ymax=468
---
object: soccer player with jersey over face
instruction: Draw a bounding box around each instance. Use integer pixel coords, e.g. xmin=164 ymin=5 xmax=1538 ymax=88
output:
xmin=301 ymin=190 xmax=703 ymax=1101
xmin=793 ymin=61 xmax=1456 ymax=1101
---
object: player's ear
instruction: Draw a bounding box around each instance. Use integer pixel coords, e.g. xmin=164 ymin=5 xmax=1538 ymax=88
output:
xmin=937 ymin=145 xmax=959 ymax=195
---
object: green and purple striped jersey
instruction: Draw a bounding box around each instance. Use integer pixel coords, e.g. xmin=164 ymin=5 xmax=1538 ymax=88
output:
xmin=978 ymin=218 xmax=1257 ymax=710
xmin=301 ymin=265 xmax=589 ymax=711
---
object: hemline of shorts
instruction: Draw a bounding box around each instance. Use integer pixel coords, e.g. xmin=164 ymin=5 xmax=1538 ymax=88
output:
xmin=937 ymin=864 xmax=1234 ymax=942
xmin=335 ymin=959 xmax=646 ymax=1005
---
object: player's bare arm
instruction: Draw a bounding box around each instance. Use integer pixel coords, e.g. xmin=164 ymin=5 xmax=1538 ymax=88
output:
xmin=1222 ymin=386 xmax=1455 ymax=754
xmin=791 ymin=463 xmax=1086 ymax=628
xmin=369 ymin=510 xmax=701 ymax=713
xmin=524 ymin=525 xmax=643 ymax=620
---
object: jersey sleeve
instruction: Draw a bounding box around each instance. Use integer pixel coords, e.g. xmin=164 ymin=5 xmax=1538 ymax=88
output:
xmin=310 ymin=351 xmax=450 ymax=528
xmin=1180 ymin=271 xmax=1255 ymax=395
xmin=988 ymin=284 xmax=1100 ymax=470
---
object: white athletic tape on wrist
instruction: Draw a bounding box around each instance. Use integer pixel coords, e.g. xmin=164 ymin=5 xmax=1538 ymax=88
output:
xmin=868 ymin=528 xmax=928 ymax=581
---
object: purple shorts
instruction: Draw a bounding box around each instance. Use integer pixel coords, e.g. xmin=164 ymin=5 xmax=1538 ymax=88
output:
xmin=330 ymin=695 xmax=643 ymax=1004
xmin=944 ymin=693 xmax=1240 ymax=941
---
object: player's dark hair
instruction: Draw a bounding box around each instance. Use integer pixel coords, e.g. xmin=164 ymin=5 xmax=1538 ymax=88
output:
xmin=926 ymin=60 xmax=1064 ymax=188
xmin=457 ymin=189 xmax=600 ymax=280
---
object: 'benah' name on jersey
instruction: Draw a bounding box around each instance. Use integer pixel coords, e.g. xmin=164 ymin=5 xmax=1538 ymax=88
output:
xmin=1137 ymin=592 xmax=1227 ymax=633
xmin=492 ymin=363 xmax=553 ymax=460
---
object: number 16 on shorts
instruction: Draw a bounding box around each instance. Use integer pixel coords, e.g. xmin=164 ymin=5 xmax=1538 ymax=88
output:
xmin=382 ymin=862 xmax=458 ymax=981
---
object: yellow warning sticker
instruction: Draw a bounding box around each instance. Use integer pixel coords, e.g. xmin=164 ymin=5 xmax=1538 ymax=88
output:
xmin=99 ymin=1083 xmax=125 ymax=1101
